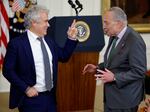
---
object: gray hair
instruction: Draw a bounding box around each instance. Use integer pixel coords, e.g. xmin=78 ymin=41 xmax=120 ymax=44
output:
xmin=24 ymin=5 xmax=49 ymax=29
xmin=109 ymin=7 xmax=128 ymax=25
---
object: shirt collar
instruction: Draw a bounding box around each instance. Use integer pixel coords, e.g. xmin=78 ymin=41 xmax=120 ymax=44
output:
xmin=27 ymin=30 xmax=39 ymax=41
xmin=117 ymin=26 xmax=127 ymax=40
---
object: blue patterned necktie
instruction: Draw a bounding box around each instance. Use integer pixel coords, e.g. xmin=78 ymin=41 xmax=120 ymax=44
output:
xmin=38 ymin=37 xmax=52 ymax=91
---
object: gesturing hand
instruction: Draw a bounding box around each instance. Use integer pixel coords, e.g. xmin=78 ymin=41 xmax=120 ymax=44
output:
xmin=82 ymin=64 xmax=97 ymax=75
xmin=95 ymin=68 xmax=115 ymax=83
xmin=67 ymin=19 xmax=78 ymax=40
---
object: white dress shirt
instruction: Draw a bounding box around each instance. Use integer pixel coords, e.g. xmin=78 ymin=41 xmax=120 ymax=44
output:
xmin=107 ymin=26 xmax=127 ymax=59
xmin=27 ymin=30 xmax=53 ymax=92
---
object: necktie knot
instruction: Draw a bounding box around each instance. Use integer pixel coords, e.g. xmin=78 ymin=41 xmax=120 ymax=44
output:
xmin=37 ymin=37 xmax=43 ymax=42
xmin=113 ymin=36 xmax=118 ymax=43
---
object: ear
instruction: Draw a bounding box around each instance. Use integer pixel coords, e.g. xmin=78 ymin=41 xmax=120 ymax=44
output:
xmin=117 ymin=21 xmax=124 ymax=29
xmin=31 ymin=20 xmax=37 ymax=27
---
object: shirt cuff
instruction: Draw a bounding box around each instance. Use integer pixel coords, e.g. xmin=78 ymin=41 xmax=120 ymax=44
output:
xmin=68 ymin=36 xmax=77 ymax=41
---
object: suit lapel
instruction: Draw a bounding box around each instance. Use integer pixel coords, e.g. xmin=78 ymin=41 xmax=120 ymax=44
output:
xmin=106 ymin=27 xmax=130 ymax=67
xmin=44 ymin=36 xmax=55 ymax=57
xmin=21 ymin=32 xmax=35 ymax=72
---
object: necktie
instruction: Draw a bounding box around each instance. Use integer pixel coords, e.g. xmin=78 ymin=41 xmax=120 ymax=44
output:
xmin=107 ymin=37 xmax=118 ymax=61
xmin=38 ymin=37 xmax=52 ymax=91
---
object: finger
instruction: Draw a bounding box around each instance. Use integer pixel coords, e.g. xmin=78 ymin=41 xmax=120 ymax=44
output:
xmin=96 ymin=77 xmax=101 ymax=80
xmin=70 ymin=19 xmax=76 ymax=28
xmin=28 ymin=93 xmax=33 ymax=97
xmin=82 ymin=70 xmax=87 ymax=75
xmin=35 ymin=91 xmax=38 ymax=96
xmin=67 ymin=27 xmax=71 ymax=33
xmin=67 ymin=27 xmax=72 ymax=36
xmin=97 ymin=69 xmax=105 ymax=74
xmin=83 ymin=65 xmax=89 ymax=71
xmin=82 ymin=68 xmax=89 ymax=74
xmin=95 ymin=74 xmax=102 ymax=77
xmin=105 ymin=68 xmax=110 ymax=72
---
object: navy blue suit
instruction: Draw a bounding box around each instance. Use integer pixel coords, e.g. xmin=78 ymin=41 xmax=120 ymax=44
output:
xmin=2 ymin=32 xmax=78 ymax=110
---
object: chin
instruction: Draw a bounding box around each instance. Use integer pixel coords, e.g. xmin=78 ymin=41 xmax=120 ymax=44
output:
xmin=43 ymin=32 xmax=47 ymax=35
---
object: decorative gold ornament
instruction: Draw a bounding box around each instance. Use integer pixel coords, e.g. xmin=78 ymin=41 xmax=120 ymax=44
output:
xmin=75 ymin=21 xmax=90 ymax=42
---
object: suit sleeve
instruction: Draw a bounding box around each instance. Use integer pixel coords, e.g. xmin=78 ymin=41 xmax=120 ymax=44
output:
xmin=2 ymin=40 xmax=28 ymax=92
xmin=55 ymin=38 xmax=78 ymax=62
xmin=115 ymin=37 xmax=147 ymax=88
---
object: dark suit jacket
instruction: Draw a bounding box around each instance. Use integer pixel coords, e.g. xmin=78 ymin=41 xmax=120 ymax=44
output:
xmin=98 ymin=26 xmax=147 ymax=109
xmin=2 ymin=32 xmax=78 ymax=109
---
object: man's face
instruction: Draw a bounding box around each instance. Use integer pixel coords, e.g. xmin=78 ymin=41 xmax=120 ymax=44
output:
xmin=32 ymin=12 xmax=49 ymax=37
xmin=103 ymin=11 xmax=119 ymax=37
